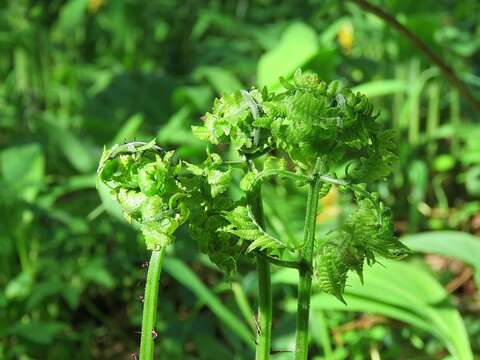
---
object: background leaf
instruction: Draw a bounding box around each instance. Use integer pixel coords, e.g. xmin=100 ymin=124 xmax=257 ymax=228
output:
xmin=1 ymin=143 xmax=45 ymax=202
xmin=163 ymin=258 xmax=255 ymax=349
xmin=275 ymin=259 xmax=473 ymax=360
xmin=402 ymin=231 xmax=480 ymax=285
xmin=257 ymin=22 xmax=318 ymax=88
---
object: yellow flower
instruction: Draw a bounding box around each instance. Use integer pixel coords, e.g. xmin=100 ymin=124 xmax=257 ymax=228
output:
xmin=88 ymin=0 xmax=105 ymax=13
xmin=317 ymin=187 xmax=340 ymax=224
xmin=337 ymin=22 xmax=354 ymax=54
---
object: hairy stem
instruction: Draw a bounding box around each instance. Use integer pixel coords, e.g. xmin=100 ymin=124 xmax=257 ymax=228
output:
xmin=295 ymin=173 xmax=322 ymax=360
xmin=346 ymin=0 xmax=480 ymax=114
xmin=140 ymin=248 xmax=166 ymax=360
xmin=249 ymin=180 xmax=272 ymax=360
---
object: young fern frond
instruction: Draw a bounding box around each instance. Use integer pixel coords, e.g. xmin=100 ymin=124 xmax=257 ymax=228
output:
xmin=313 ymin=243 xmax=348 ymax=303
xmin=193 ymin=69 xmax=408 ymax=294
xmin=98 ymin=69 xmax=410 ymax=360
xmin=98 ymin=143 xmax=189 ymax=250
xmin=312 ymin=191 xmax=410 ymax=301
xmin=241 ymin=168 xmax=310 ymax=192
xmin=219 ymin=205 xmax=287 ymax=253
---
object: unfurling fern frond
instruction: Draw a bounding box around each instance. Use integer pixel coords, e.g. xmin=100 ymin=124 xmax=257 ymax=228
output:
xmin=313 ymin=243 xmax=348 ymax=303
xmin=219 ymin=205 xmax=286 ymax=253
xmin=318 ymin=179 xmax=332 ymax=199
xmin=192 ymin=89 xmax=272 ymax=154
xmin=98 ymin=143 xmax=190 ymax=250
xmin=351 ymin=129 xmax=399 ymax=182
xmin=313 ymin=188 xmax=410 ymax=302
xmin=189 ymin=213 xmax=241 ymax=274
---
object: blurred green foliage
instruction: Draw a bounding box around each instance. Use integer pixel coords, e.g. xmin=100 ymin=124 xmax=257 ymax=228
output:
xmin=1 ymin=0 xmax=480 ymax=359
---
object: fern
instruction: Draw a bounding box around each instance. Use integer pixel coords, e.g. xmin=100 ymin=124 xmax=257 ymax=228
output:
xmin=97 ymin=69 xmax=409 ymax=360
xmin=189 ymin=212 xmax=241 ymax=273
xmin=98 ymin=144 xmax=189 ymax=250
xmin=317 ymin=178 xmax=332 ymax=198
xmin=219 ymin=205 xmax=286 ymax=253
xmin=99 ymin=71 xmax=407 ymax=298
xmin=312 ymin=189 xmax=410 ymax=301
xmin=313 ymin=243 xmax=348 ymax=303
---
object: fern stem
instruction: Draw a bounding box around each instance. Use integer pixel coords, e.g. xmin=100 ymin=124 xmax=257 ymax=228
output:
xmin=140 ymin=248 xmax=166 ymax=360
xmin=251 ymin=169 xmax=310 ymax=189
xmin=256 ymin=255 xmax=272 ymax=360
xmin=295 ymin=169 xmax=322 ymax=360
xmin=259 ymin=253 xmax=301 ymax=270
xmin=249 ymin=180 xmax=272 ymax=360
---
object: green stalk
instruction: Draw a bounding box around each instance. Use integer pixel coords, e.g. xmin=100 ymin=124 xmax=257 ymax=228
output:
xmin=140 ymin=247 xmax=166 ymax=360
xmin=450 ymin=90 xmax=460 ymax=157
xmin=15 ymin=232 xmax=31 ymax=273
xmin=295 ymin=171 xmax=322 ymax=360
xmin=311 ymin=310 xmax=333 ymax=360
xmin=249 ymin=181 xmax=272 ymax=360
xmin=255 ymin=256 xmax=272 ymax=360
xmin=426 ymin=82 xmax=439 ymax=160
xmin=407 ymin=58 xmax=420 ymax=145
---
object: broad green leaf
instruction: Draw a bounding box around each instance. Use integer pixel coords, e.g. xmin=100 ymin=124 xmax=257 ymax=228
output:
xmin=163 ymin=258 xmax=254 ymax=349
xmin=464 ymin=166 xmax=480 ymax=196
xmin=157 ymin=107 xmax=201 ymax=146
xmin=97 ymin=181 xmax=128 ymax=222
xmin=26 ymin=279 xmax=64 ymax=311
xmin=5 ymin=272 xmax=33 ymax=300
xmin=194 ymin=334 xmax=233 ymax=360
xmin=173 ymin=85 xmax=213 ymax=111
xmin=402 ymin=231 xmax=480 ymax=285
xmin=56 ymin=0 xmax=89 ymax=33
xmin=352 ymin=80 xmax=407 ymax=98
xmin=1 ymin=143 xmax=45 ymax=202
xmin=257 ymin=22 xmax=318 ymax=88
xmin=38 ymin=173 xmax=96 ymax=207
xmin=44 ymin=122 xmax=98 ymax=173
xmin=8 ymin=321 xmax=65 ymax=345
xmin=79 ymin=258 xmax=116 ymax=289
xmin=275 ymin=259 xmax=472 ymax=360
xmin=193 ymin=66 xmax=243 ymax=94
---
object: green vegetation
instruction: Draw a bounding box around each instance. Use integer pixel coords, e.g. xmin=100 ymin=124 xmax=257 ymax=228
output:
xmin=1 ymin=0 xmax=480 ymax=359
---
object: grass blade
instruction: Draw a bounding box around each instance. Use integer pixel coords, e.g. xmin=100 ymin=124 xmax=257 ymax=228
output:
xmin=163 ymin=258 xmax=255 ymax=349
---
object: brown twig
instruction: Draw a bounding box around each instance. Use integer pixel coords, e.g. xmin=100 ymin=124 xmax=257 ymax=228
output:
xmin=332 ymin=315 xmax=386 ymax=346
xmin=346 ymin=0 xmax=480 ymax=114
xmin=447 ymin=267 xmax=473 ymax=293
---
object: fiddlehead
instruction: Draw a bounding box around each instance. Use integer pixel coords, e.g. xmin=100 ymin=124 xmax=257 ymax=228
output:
xmin=98 ymin=141 xmax=189 ymax=250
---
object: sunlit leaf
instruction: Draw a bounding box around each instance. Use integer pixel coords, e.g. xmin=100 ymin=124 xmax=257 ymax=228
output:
xmin=257 ymin=22 xmax=318 ymax=88
xmin=163 ymin=258 xmax=254 ymax=348
xmin=276 ymin=259 xmax=473 ymax=360
xmin=402 ymin=231 xmax=480 ymax=285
